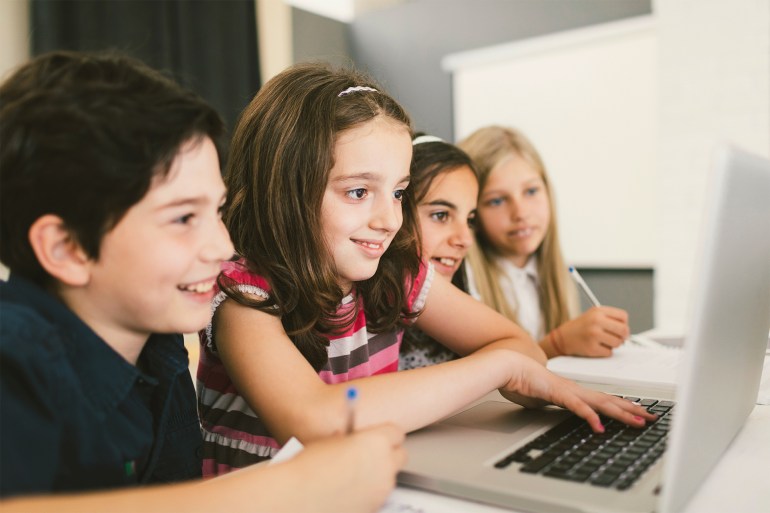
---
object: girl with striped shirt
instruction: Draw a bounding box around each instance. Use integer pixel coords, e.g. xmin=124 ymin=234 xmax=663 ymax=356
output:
xmin=196 ymin=63 xmax=655 ymax=476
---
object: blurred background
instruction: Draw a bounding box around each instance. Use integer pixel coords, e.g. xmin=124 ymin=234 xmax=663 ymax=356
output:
xmin=2 ymin=0 xmax=768 ymax=338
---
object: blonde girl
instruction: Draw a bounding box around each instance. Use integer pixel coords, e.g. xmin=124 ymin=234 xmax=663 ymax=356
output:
xmin=196 ymin=64 xmax=654 ymax=475
xmin=459 ymin=126 xmax=630 ymax=358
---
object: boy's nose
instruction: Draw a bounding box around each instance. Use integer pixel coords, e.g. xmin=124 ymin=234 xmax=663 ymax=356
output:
xmin=203 ymin=220 xmax=235 ymax=262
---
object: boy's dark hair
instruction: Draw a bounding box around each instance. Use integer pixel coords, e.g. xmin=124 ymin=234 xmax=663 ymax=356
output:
xmin=0 ymin=50 xmax=225 ymax=288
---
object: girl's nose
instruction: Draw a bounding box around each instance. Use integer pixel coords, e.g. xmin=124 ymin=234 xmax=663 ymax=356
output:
xmin=371 ymin=196 xmax=401 ymax=232
xmin=449 ymin=219 xmax=474 ymax=249
xmin=508 ymin=198 xmax=524 ymax=221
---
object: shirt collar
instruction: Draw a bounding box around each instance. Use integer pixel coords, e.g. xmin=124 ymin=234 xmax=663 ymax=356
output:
xmin=494 ymin=255 xmax=539 ymax=283
xmin=2 ymin=274 xmax=186 ymax=415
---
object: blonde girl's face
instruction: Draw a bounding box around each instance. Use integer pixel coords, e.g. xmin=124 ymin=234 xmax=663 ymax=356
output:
xmin=477 ymin=152 xmax=550 ymax=268
xmin=320 ymin=116 xmax=412 ymax=293
xmin=417 ymin=165 xmax=478 ymax=279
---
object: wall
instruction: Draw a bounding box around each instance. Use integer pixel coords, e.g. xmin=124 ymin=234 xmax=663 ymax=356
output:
xmin=349 ymin=0 xmax=651 ymax=140
xmin=0 ymin=0 xmax=29 ymax=81
xmin=655 ymin=0 xmax=770 ymax=331
xmin=0 ymin=0 xmax=29 ymax=281
xmin=446 ymin=17 xmax=657 ymax=269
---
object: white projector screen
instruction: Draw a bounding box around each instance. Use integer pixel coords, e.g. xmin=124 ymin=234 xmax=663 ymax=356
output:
xmin=444 ymin=16 xmax=657 ymax=268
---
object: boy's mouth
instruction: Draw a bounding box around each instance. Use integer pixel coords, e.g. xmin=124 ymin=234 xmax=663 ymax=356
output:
xmin=177 ymin=278 xmax=216 ymax=294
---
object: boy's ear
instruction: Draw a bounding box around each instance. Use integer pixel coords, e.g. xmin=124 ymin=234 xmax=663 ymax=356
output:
xmin=28 ymin=215 xmax=92 ymax=286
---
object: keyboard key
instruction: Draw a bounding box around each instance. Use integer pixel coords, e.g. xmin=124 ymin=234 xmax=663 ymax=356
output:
xmin=508 ymin=395 xmax=675 ymax=491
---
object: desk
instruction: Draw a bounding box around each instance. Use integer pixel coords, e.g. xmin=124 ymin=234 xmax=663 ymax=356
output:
xmin=383 ymin=404 xmax=770 ymax=513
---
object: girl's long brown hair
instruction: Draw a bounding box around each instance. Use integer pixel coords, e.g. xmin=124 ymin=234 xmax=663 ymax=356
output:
xmin=220 ymin=62 xmax=421 ymax=371
xmin=458 ymin=126 xmax=578 ymax=335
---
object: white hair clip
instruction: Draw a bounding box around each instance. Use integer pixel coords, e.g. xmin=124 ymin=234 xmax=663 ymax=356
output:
xmin=412 ymin=135 xmax=444 ymax=146
xmin=337 ymin=86 xmax=378 ymax=97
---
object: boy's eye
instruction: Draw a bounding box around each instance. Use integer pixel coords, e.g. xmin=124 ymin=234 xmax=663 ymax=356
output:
xmin=467 ymin=212 xmax=477 ymax=228
xmin=218 ymin=204 xmax=227 ymax=218
xmin=430 ymin=211 xmax=449 ymax=223
xmin=346 ymin=188 xmax=367 ymax=200
xmin=486 ymin=197 xmax=504 ymax=207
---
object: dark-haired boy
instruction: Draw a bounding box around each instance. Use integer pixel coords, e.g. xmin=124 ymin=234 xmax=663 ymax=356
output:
xmin=0 ymin=50 xmax=404 ymax=513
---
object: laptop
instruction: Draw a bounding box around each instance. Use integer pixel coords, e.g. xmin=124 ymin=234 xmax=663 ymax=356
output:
xmin=398 ymin=144 xmax=770 ymax=513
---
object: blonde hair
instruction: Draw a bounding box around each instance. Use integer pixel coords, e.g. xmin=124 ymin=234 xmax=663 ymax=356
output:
xmin=458 ymin=126 xmax=578 ymax=334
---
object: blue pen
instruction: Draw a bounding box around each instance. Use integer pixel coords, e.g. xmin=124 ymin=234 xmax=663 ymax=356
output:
xmin=568 ymin=266 xmax=601 ymax=307
xmin=345 ymin=386 xmax=358 ymax=434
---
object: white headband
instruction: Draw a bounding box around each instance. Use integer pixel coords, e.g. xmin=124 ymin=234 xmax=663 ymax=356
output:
xmin=412 ymin=135 xmax=444 ymax=146
xmin=338 ymin=86 xmax=378 ymax=97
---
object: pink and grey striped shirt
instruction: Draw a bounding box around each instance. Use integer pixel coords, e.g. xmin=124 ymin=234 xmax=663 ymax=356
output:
xmin=196 ymin=258 xmax=433 ymax=476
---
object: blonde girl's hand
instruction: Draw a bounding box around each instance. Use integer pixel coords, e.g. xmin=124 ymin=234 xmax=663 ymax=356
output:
xmin=497 ymin=353 xmax=656 ymax=433
xmin=547 ymin=306 xmax=630 ymax=357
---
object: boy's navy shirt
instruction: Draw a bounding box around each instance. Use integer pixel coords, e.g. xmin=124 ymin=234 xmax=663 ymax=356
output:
xmin=0 ymin=274 xmax=203 ymax=497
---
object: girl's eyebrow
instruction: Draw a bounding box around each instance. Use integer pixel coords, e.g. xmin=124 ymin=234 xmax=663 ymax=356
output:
xmin=332 ymin=172 xmax=411 ymax=184
xmin=425 ymin=199 xmax=457 ymax=210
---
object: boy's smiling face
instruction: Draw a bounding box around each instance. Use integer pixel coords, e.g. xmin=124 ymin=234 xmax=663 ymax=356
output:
xmin=70 ymin=137 xmax=233 ymax=357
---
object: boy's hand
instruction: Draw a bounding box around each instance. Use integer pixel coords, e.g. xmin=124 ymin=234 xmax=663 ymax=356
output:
xmin=288 ymin=424 xmax=406 ymax=513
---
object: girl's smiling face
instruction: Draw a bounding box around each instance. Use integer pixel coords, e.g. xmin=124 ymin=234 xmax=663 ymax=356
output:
xmin=477 ymin=152 xmax=551 ymax=267
xmin=417 ymin=166 xmax=478 ymax=279
xmin=320 ymin=116 xmax=412 ymax=293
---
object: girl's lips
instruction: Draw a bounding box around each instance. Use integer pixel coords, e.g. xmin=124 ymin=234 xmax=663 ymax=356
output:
xmin=434 ymin=256 xmax=458 ymax=267
xmin=508 ymin=227 xmax=534 ymax=239
xmin=352 ymin=238 xmax=388 ymax=257
xmin=431 ymin=256 xmax=460 ymax=275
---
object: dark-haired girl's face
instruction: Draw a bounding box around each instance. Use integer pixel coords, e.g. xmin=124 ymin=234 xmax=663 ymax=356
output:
xmin=320 ymin=116 xmax=412 ymax=293
xmin=417 ymin=165 xmax=478 ymax=279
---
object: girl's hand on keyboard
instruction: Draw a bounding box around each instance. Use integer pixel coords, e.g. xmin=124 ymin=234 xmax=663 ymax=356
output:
xmin=498 ymin=354 xmax=657 ymax=433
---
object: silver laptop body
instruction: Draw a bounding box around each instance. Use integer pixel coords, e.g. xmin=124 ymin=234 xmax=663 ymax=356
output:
xmin=398 ymin=145 xmax=770 ymax=513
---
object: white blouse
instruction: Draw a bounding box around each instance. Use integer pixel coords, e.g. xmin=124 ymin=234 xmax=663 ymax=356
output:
xmin=466 ymin=255 xmax=544 ymax=341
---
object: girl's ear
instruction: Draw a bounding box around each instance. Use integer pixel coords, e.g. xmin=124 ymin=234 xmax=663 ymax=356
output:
xmin=28 ymin=215 xmax=91 ymax=286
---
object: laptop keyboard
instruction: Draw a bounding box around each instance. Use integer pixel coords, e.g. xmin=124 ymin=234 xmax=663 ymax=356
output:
xmin=494 ymin=396 xmax=675 ymax=490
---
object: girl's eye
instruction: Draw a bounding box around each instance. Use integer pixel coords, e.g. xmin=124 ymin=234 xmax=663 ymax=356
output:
xmin=174 ymin=213 xmax=195 ymax=225
xmin=346 ymin=188 xmax=367 ymax=200
xmin=525 ymin=186 xmax=540 ymax=196
xmin=393 ymin=189 xmax=406 ymax=201
xmin=217 ymin=204 xmax=227 ymax=219
xmin=430 ymin=211 xmax=449 ymax=223
xmin=486 ymin=197 xmax=504 ymax=207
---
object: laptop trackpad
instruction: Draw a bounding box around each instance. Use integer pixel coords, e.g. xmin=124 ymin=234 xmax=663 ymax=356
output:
xmin=440 ymin=400 xmax=569 ymax=434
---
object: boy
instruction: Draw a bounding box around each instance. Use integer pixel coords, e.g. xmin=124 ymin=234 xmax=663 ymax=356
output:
xmin=0 ymin=50 xmax=404 ymax=512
